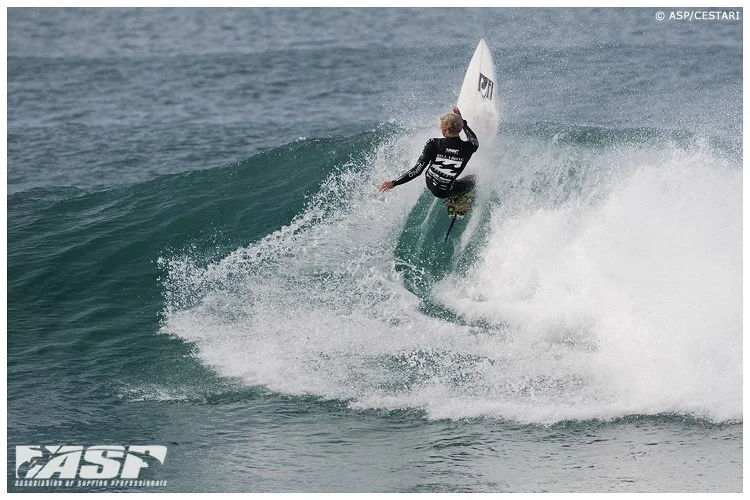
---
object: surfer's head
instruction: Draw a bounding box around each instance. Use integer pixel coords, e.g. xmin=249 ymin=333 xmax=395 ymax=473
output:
xmin=440 ymin=113 xmax=463 ymax=137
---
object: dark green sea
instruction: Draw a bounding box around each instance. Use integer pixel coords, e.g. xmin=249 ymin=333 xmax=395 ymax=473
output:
xmin=7 ymin=7 xmax=743 ymax=492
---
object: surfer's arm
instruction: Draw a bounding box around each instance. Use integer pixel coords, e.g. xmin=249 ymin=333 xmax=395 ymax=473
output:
xmin=462 ymin=121 xmax=479 ymax=151
xmin=390 ymin=139 xmax=438 ymax=188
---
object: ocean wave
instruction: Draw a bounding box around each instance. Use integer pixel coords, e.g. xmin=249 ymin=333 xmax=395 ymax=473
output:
xmin=154 ymin=122 xmax=741 ymax=424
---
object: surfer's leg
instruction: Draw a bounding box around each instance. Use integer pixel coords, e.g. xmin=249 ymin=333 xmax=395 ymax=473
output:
xmin=444 ymin=175 xmax=476 ymax=213
xmin=445 ymin=175 xmax=476 ymax=199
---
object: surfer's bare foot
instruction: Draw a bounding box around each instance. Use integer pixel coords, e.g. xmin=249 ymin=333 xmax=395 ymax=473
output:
xmin=445 ymin=199 xmax=469 ymax=212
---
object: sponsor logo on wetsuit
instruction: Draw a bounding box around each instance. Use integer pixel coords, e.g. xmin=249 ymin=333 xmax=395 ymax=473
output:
xmin=427 ymin=156 xmax=464 ymax=190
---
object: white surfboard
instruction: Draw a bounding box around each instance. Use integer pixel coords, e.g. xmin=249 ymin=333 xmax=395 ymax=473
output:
xmin=456 ymin=39 xmax=499 ymax=143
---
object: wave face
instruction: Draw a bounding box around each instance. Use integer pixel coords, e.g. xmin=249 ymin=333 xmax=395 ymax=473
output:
xmin=157 ymin=123 xmax=742 ymax=424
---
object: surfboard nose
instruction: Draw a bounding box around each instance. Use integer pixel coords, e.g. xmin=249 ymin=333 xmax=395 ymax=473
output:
xmin=456 ymin=39 xmax=500 ymax=143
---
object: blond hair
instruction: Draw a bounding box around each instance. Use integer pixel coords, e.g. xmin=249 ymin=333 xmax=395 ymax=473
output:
xmin=440 ymin=113 xmax=463 ymax=135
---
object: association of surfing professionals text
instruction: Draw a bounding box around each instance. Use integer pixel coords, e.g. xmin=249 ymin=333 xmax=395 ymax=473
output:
xmin=14 ymin=445 xmax=168 ymax=489
xmin=655 ymin=10 xmax=741 ymax=21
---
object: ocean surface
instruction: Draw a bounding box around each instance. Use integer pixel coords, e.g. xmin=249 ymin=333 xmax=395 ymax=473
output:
xmin=7 ymin=7 xmax=743 ymax=492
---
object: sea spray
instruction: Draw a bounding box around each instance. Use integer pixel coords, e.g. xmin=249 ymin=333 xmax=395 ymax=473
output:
xmin=161 ymin=125 xmax=741 ymax=424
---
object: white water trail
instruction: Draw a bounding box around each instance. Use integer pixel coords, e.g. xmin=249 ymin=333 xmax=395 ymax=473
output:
xmin=161 ymin=129 xmax=742 ymax=424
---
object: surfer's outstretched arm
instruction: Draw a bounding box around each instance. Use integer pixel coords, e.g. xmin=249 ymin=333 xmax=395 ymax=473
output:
xmin=378 ymin=139 xmax=438 ymax=192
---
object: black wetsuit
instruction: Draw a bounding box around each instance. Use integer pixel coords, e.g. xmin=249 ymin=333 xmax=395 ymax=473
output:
xmin=391 ymin=120 xmax=479 ymax=199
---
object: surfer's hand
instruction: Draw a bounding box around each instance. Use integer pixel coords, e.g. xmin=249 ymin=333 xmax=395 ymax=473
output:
xmin=378 ymin=181 xmax=394 ymax=192
xmin=452 ymin=106 xmax=462 ymax=117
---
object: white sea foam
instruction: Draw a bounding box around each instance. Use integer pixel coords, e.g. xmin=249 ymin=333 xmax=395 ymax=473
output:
xmin=161 ymin=129 xmax=742 ymax=424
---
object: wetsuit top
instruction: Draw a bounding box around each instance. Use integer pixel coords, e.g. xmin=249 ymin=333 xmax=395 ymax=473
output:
xmin=391 ymin=121 xmax=479 ymax=197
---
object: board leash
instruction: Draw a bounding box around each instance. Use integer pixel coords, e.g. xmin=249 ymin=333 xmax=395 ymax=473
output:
xmin=444 ymin=215 xmax=458 ymax=242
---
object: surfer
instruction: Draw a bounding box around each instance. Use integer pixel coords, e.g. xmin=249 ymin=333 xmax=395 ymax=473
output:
xmin=378 ymin=106 xmax=478 ymax=211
